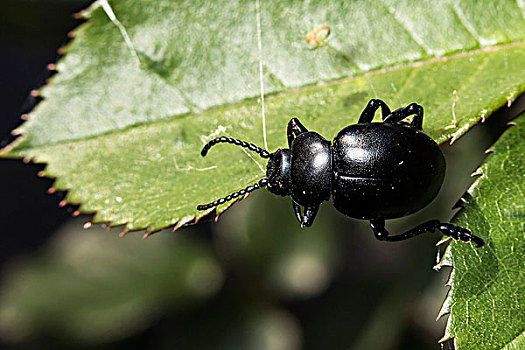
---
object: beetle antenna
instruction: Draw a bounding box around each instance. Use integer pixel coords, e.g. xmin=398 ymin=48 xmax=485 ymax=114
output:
xmin=197 ymin=178 xmax=268 ymax=210
xmin=201 ymin=136 xmax=270 ymax=158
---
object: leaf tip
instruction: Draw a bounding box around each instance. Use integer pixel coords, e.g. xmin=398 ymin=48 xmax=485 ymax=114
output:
xmin=10 ymin=129 xmax=22 ymax=136
xmin=438 ymin=335 xmax=452 ymax=344
xmin=470 ymin=169 xmax=483 ymax=178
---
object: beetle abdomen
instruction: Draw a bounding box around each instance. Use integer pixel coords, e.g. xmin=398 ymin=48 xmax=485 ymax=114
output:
xmin=331 ymin=123 xmax=445 ymax=219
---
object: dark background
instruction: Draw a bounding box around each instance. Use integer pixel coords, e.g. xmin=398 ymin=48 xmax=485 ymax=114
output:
xmin=0 ymin=1 xmax=522 ymax=349
xmin=0 ymin=0 xmax=92 ymax=268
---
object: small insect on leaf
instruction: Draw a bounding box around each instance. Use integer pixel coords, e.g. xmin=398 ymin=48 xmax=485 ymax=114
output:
xmin=306 ymin=25 xmax=331 ymax=50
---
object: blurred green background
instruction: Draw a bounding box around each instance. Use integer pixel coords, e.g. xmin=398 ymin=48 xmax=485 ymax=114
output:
xmin=1 ymin=1 xmax=510 ymax=349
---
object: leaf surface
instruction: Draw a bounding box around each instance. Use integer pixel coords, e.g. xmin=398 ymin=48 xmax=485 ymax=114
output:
xmin=437 ymin=114 xmax=525 ymax=350
xmin=2 ymin=0 xmax=525 ymax=232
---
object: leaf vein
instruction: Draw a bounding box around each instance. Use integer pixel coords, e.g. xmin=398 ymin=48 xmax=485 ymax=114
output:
xmin=449 ymin=3 xmax=481 ymax=47
xmin=378 ymin=0 xmax=431 ymax=55
xmin=515 ymin=0 xmax=525 ymax=22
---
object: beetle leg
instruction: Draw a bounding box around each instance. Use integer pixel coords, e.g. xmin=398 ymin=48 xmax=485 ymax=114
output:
xmin=384 ymin=103 xmax=424 ymax=130
xmin=358 ymin=99 xmax=391 ymax=123
xmin=292 ymin=201 xmax=319 ymax=227
xmin=434 ymin=223 xmax=485 ymax=247
xmin=301 ymin=205 xmax=319 ymax=227
xmin=369 ymin=218 xmax=484 ymax=247
xmin=287 ymin=118 xmax=308 ymax=148
xmin=292 ymin=201 xmax=303 ymax=224
xmin=370 ymin=218 xmax=389 ymax=240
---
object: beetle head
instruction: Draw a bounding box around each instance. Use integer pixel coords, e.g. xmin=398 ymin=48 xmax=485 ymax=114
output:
xmin=266 ymin=148 xmax=291 ymax=196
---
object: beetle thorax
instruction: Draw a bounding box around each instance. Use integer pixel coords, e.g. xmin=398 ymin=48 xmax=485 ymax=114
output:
xmin=289 ymin=132 xmax=332 ymax=206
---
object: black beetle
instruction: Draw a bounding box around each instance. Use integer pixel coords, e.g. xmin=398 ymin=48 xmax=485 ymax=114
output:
xmin=197 ymin=99 xmax=484 ymax=247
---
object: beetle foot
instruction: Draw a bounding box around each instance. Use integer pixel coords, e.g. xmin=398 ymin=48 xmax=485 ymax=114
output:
xmin=300 ymin=215 xmax=314 ymax=228
xmin=370 ymin=218 xmax=389 ymax=241
xmin=300 ymin=206 xmax=318 ymax=227
xmin=437 ymin=223 xmax=484 ymax=247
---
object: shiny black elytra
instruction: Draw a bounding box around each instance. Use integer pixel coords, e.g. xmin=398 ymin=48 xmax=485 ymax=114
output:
xmin=197 ymin=99 xmax=484 ymax=247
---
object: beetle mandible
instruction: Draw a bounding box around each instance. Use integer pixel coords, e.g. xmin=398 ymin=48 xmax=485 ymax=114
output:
xmin=197 ymin=99 xmax=484 ymax=247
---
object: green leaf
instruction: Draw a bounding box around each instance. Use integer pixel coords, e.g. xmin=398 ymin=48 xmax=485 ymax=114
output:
xmin=437 ymin=114 xmax=525 ymax=349
xmin=1 ymin=0 xmax=525 ymax=232
xmin=0 ymin=224 xmax=223 ymax=343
